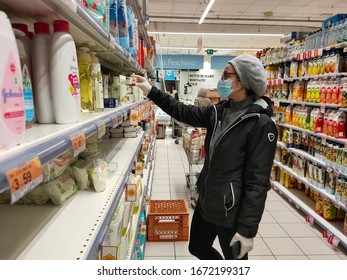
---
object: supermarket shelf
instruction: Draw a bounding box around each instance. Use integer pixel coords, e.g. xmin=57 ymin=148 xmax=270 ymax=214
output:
xmin=273 ymin=99 xmax=341 ymax=109
xmin=0 ymin=0 xmax=144 ymax=75
xmin=277 ymin=141 xmax=347 ymax=180
xmin=126 ymin=137 xmax=156 ymax=260
xmin=271 ymin=180 xmax=347 ymax=249
xmin=273 ymin=160 xmax=347 ymax=212
xmin=0 ymin=102 xmax=143 ymax=193
xmin=126 ymin=149 xmax=154 ymax=260
xmin=277 ymin=123 xmax=347 ymax=145
xmin=0 ymin=133 xmax=145 ymax=259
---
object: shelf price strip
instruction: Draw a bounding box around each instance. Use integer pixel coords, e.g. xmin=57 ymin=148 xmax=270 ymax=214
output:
xmin=71 ymin=133 xmax=86 ymax=156
xmin=97 ymin=121 xmax=106 ymax=138
xmin=6 ymin=157 xmax=43 ymax=204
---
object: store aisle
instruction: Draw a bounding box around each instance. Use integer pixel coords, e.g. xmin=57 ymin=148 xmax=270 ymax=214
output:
xmin=144 ymin=132 xmax=347 ymax=260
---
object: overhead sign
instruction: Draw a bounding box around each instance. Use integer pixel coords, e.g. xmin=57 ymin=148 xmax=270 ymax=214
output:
xmin=197 ymin=36 xmax=202 ymax=53
xmin=210 ymin=55 xmax=236 ymax=69
xmin=206 ymin=49 xmax=214 ymax=55
xmin=155 ymin=55 xmax=204 ymax=70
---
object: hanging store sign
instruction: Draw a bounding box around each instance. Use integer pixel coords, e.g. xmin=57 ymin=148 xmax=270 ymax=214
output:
xmin=211 ymin=55 xmax=236 ymax=69
xmin=155 ymin=55 xmax=204 ymax=70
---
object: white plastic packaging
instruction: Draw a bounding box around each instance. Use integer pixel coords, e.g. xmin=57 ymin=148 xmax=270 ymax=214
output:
xmin=32 ymin=22 xmax=55 ymax=123
xmin=0 ymin=11 xmax=25 ymax=149
xmin=50 ymin=20 xmax=81 ymax=124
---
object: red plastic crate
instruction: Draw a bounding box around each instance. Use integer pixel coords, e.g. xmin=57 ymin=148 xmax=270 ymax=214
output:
xmin=147 ymin=200 xmax=189 ymax=242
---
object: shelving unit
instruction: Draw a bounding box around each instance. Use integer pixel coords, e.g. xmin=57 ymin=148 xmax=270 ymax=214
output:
xmin=0 ymin=0 xmax=156 ymax=260
xmin=126 ymin=139 xmax=156 ymax=260
xmin=264 ymin=37 xmax=347 ymax=248
xmin=271 ymin=180 xmax=347 ymax=248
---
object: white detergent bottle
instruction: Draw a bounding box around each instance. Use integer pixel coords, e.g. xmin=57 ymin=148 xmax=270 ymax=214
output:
xmin=90 ymin=52 xmax=104 ymax=112
xmin=13 ymin=28 xmax=35 ymax=129
xmin=50 ymin=20 xmax=81 ymax=124
xmin=0 ymin=11 xmax=25 ymax=148
xmin=32 ymin=22 xmax=55 ymax=123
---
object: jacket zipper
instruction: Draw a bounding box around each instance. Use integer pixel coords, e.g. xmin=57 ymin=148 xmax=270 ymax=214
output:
xmin=204 ymin=112 xmax=259 ymax=210
xmin=224 ymin=183 xmax=235 ymax=217
xmin=204 ymin=105 xmax=218 ymax=209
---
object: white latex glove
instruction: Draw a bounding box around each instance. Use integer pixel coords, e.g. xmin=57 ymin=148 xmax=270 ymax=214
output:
xmin=230 ymin=232 xmax=254 ymax=259
xmin=132 ymin=75 xmax=152 ymax=95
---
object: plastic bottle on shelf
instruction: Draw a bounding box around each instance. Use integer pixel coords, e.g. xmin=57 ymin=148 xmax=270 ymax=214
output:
xmin=50 ymin=20 xmax=81 ymax=124
xmin=13 ymin=28 xmax=35 ymax=129
xmin=11 ymin=23 xmax=32 ymax=74
xmin=0 ymin=11 xmax=25 ymax=149
xmin=32 ymin=22 xmax=55 ymax=124
xmin=90 ymin=51 xmax=104 ymax=113
xmin=78 ymin=47 xmax=93 ymax=112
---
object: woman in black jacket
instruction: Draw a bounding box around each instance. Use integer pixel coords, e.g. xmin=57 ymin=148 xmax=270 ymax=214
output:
xmin=134 ymin=54 xmax=277 ymax=260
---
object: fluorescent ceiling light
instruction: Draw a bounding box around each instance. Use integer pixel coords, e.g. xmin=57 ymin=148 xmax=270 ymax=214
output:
xmin=199 ymin=0 xmax=216 ymax=24
xmin=149 ymin=31 xmax=284 ymax=37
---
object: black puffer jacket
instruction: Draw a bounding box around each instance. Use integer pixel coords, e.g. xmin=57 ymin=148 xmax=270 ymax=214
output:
xmin=148 ymin=87 xmax=278 ymax=238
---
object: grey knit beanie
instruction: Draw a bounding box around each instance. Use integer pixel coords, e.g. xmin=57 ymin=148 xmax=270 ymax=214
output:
xmin=228 ymin=54 xmax=267 ymax=97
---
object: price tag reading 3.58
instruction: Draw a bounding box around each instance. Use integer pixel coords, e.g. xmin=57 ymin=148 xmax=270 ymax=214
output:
xmin=7 ymin=157 xmax=43 ymax=204
xmin=71 ymin=133 xmax=86 ymax=156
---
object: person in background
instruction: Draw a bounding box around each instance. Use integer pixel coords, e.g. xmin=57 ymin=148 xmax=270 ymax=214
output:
xmin=194 ymin=87 xmax=212 ymax=107
xmin=133 ymin=54 xmax=277 ymax=260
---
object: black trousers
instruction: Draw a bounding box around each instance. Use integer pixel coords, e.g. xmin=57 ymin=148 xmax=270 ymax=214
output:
xmin=188 ymin=207 xmax=248 ymax=260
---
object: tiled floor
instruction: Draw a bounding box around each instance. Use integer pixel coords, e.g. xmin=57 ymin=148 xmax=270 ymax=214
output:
xmin=145 ymin=130 xmax=347 ymax=260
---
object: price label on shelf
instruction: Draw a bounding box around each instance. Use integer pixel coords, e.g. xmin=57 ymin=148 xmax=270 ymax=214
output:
xmin=329 ymin=236 xmax=340 ymax=249
xmin=109 ymin=36 xmax=116 ymax=49
xmin=101 ymin=246 xmax=118 ymax=260
xmin=288 ymin=198 xmax=292 ymax=203
xmin=295 ymin=203 xmax=300 ymax=209
xmin=71 ymin=133 xmax=86 ymax=156
xmin=112 ymin=115 xmax=118 ymax=128
xmin=306 ymin=214 xmax=315 ymax=226
xmin=123 ymin=111 xmax=128 ymax=120
xmin=7 ymin=157 xmax=43 ymax=204
xmin=320 ymin=104 xmax=325 ymax=113
xmin=274 ymin=100 xmax=280 ymax=107
xmin=303 ymin=52 xmax=307 ymax=60
xmin=296 ymin=53 xmax=302 ymax=61
xmin=97 ymin=121 xmax=106 ymax=138
xmin=321 ymin=136 xmax=327 ymax=145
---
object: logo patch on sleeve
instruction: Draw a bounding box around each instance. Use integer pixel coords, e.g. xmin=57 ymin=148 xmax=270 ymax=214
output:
xmin=268 ymin=133 xmax=275 ymax=142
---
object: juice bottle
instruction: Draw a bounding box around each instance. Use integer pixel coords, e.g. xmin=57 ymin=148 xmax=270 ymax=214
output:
xmin=0 ymin=11 xmax=25 ymax=148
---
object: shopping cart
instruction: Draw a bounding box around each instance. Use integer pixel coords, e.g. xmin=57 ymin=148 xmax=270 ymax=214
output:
xmin=172 ymin=118 xmax=189 ymax=144
xmin=182 ymin=127 xmax=206 ymax=208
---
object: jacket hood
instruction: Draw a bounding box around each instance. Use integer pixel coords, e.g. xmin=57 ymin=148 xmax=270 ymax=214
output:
xmin=246 ymin=96 xmax=274 ymax=117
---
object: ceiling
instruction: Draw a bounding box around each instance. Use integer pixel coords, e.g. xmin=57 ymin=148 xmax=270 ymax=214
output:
xmin=147 ymin=0 xmax=347 ymax=56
